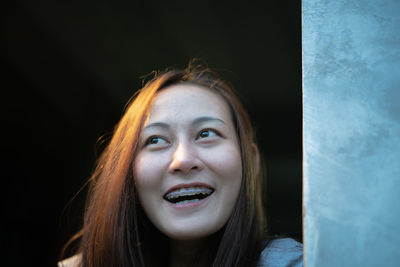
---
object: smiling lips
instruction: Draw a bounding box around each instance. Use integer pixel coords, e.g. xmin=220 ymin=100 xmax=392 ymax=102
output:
xmin=164 ymin=184 xmax=215 ymax=205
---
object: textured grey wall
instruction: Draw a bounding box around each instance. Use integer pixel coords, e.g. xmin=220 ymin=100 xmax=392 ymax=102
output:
xmin=303 ymin=1 xmax=400 ymax=266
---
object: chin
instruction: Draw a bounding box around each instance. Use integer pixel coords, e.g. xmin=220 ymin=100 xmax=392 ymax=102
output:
xmin=161 ymin=223 xmax=221 ymax=241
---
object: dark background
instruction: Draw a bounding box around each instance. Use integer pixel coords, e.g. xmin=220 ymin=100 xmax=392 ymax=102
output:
xmin=2 ymin=1 xmax=302 ymax=266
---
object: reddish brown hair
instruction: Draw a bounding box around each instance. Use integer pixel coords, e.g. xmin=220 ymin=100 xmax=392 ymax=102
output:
xmin=62 ymin=62 xmax=266 ymax=267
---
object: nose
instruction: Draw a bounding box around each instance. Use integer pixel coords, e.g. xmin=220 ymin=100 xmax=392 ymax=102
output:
xmin=169 ymin=142 xmax=203 ymax=175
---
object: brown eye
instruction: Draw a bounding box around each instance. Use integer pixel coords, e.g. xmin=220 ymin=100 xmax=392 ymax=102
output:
xmin=198 ymin=129 xmax=217 ymax=139
xmin=146 ymin=136 xmax=167 ymax=145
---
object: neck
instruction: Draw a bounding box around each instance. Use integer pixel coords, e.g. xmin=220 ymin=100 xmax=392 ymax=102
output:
xmin=169 ymin=238 xmax=211 ymax=267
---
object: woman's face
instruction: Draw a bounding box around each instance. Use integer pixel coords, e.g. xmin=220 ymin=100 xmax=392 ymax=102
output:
xmin=133 ymin=84 xmax=242 ymax=241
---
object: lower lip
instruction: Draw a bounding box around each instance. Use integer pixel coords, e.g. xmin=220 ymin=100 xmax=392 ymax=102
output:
xmin=166 ymin=194 xmax=212 ymax=210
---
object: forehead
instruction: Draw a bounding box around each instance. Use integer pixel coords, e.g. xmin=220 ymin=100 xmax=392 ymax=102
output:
xmin=146 ymin=84 xmax=232 ymax=123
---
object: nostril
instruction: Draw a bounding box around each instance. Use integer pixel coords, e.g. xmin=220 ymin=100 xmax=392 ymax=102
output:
xmin=171 ymin=165 xmax=199 ymax=174
xmin=173 ymin=167 xmax=181 ymax=173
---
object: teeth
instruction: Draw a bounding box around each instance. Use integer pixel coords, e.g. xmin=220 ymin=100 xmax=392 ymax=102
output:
xmin=176 ymin=199 xmax=200 ymax=205
xmin=165 ymin=187 xmax=213 ymax=200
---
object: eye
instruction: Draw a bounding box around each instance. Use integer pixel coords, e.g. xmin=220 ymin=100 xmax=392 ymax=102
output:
xmin=197 ymin=129 xmax=218 ymax=139
xmin=145 ymin=136 xmax=168 ymax=146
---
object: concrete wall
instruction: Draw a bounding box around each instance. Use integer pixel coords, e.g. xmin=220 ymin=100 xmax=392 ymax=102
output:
xmin=303 ymin=1 xmax=400 ymax=266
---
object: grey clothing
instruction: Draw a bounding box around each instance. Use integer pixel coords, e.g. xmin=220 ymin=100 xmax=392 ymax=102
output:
xmin=257 ymin=238 xmax=303 ymax=267
xmin=59 ymin=238 xmax=303 ymax=267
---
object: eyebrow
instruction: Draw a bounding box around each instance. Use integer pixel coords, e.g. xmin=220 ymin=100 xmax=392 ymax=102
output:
xmin=192 ymin=116 xmax=225 ymax=125
xmin=143 ymin=122 xmax=170 ymax=130
xmin=143 ymin=116 xmax=225 ymax=130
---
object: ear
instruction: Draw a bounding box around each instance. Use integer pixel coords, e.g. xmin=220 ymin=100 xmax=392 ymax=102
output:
xmin=251 ymin=143 xmax=260 ymax=175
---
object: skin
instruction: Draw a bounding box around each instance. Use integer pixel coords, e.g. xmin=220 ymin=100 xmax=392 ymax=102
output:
xmin=133 ymin=84 xmax=243 ymax=266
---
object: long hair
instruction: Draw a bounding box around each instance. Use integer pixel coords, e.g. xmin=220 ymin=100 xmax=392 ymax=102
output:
xmin=62 ymin=62 xmax=266 ymax=267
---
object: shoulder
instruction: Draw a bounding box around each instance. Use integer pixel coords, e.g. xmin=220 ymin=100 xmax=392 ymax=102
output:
xmin=257 ymin=238 xmax=303 ymax=267
xmin=58 ymin=254 xmax=81 ymax=267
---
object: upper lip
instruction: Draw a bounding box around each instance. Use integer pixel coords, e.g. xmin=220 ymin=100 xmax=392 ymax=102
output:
xmin=164 ymin=182 xmax=214 ymax=195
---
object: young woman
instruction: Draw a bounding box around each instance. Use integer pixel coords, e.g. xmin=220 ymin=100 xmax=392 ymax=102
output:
xmin=59 ymin=63 xmax=303 ymax=267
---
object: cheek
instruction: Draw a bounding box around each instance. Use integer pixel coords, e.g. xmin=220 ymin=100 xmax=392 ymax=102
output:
xmin=204 ymin=145 xmax=242 ymax=180
xmin=132 ymin=153 xmax=166 ymax=198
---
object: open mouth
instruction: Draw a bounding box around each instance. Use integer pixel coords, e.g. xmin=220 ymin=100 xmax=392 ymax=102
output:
xmin=164 ymin=187 xmax=214 ymax=205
